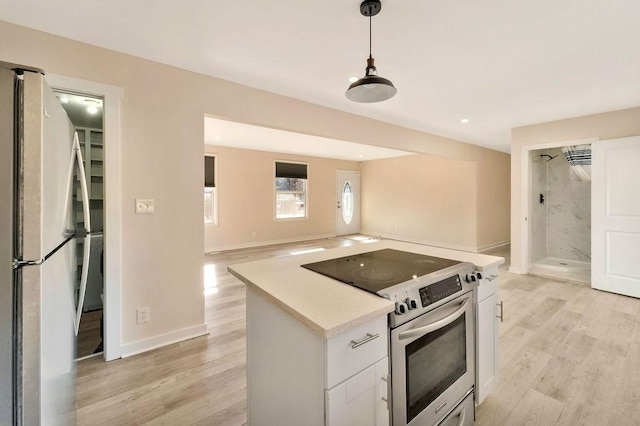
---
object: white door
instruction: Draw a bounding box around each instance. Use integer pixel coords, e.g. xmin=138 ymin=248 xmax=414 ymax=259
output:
xmin=336 ymin=170 xmax=360 ymax=236
xmin=592 ymin=136 xmax=640 ymax=297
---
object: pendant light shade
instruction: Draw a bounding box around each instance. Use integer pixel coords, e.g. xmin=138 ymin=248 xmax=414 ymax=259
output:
xmin=345 ymin=0 xmax=396 ymax=103
xmin=346 ymin=57 xmax=397 ymax=103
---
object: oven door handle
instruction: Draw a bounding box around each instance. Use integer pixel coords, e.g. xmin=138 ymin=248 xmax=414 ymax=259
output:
xmin=398 ymin=298 xmax=469 ymax=341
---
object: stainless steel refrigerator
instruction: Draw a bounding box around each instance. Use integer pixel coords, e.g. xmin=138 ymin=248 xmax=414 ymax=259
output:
xmin=1 ymin=62 xmax=91 ymax=425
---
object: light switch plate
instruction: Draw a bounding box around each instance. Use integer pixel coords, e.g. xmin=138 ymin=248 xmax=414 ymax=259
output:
xmin=135 ymin=199 xmax=155 ymax=214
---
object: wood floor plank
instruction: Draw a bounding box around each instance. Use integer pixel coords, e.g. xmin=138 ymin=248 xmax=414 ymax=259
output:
xmin=498 ymin=325 xmax=537 ymax=370
xmin=502 ymin=388 xmax=565 ymax=426
xmin=77 ymin=358 xmax=246 ymax=424
xmin=532 ymin=355 xmax=580 ymax=403
xmin=554 ymin=342 xmax=627 ymax=425
xmin=498 ymin=286 xmax=549 ymax=337
xmin=475 ymin=346 xmax=553 ymax=425
xmin=527 ymin=309 xmax=581 ymax=355
xmin=517 ymin=297 xmax=567 ymax=331
xmin=553 ymin=330 xmax=597 ymax=363
xmin=608 ymin=343 xmax=640 ymax=426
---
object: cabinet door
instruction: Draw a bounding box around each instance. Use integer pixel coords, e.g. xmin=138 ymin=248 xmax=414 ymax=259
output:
xmin=476 ymin=288 xmax=499 ymax=404
xmin=325 ymin=358 xmax=389 ymax=426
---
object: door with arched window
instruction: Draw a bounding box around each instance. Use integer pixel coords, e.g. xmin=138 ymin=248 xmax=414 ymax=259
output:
xmin=336 ymin=170 xmax=360 ymax=235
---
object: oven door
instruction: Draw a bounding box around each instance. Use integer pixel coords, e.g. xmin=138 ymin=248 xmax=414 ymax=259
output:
xmin=391 ymin=291 xmax=475 ymax=426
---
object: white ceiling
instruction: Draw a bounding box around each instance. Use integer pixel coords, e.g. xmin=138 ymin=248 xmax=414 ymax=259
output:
xmin=3 ymin=0 xmax=639 ymax=154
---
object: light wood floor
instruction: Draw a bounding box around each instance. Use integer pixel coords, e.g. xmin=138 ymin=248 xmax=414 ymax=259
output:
xmin=76 ymin=309 xmax=103 ymax=359
xmin=76 ymin=236 xmax=640 ymax=425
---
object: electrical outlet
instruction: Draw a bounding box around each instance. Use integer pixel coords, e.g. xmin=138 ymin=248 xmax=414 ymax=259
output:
xmin=135 ymin=199 xmax=155 ymax=214
xmin=136 ymin=307 xmax=149 ymax=324
xmin=252 ymin=231 xmax=256 ymax=237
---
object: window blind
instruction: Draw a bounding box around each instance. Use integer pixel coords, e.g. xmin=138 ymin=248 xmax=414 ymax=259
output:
xmin=205 ymin=156 xmax=215 ymax=187
xmin=275 ymin=162 xmax=307 ymax=179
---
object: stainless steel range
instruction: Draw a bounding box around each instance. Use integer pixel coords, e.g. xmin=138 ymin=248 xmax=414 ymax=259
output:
xmin=302 ymin=248 xmax=481 ymax=426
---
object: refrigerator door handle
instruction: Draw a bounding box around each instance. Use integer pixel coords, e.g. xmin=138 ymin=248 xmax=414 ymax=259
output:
xmin=74 ymin=235 xmax=91 ymax=335
xmin=63 ymin=131 xmax=92 ymax=336
xmin=63 ymin=132 xmax=91 ymax=233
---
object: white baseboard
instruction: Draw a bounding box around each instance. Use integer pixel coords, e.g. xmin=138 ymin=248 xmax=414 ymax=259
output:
xmin=478 ymin=240 xmax=510 ymax=253
xmin=205 ymin=233 xmax=335 ymax=254
xmin=508 ymin=266 xmax=524 ymax=274
xmin=360 ymin=230 xmax=479 ymax=253
xmin=120 ymin=323 xmax=209 ymax=358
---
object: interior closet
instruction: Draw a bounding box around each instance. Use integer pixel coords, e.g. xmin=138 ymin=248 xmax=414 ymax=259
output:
xmin=54 ymin=90 xmax=105 ymax=359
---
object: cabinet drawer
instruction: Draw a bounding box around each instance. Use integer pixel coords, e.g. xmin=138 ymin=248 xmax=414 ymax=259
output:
xmin=477 ymin=267 xmax=498 ymax=301
xmin=324 ymin=316 xmax=388 ymax=389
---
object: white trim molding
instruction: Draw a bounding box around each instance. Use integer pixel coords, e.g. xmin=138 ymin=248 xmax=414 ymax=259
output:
xmin=477 ymin=240 xmax=510 ymax=253
xmin=47 ymin=73 xmax=124 ymax=361
xmin=205 ymin=233 xmax=335 ymax=254
xmin=519 ymin=137 xmax=598 ymax=278
xmin=121 ymin=324 xmax=209 ymax=358
xmin=361 ymin=231 xmax=479 ymax=253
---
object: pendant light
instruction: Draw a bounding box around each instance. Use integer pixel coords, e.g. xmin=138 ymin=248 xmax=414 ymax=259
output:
xmin=345 ymin=0 xmax=397 ymax=103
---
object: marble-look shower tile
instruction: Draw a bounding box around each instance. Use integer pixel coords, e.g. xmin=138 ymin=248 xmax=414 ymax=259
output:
xmin=546 ymin=147 xmax=591 ymax=262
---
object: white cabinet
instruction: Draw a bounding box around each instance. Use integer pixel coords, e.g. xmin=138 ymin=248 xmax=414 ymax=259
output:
xmin=475 ymin=267 xmax=500 ymax=404
xmin=246 ymin=286 xmax=389 ymax=426
xmin=325 ymin=358 xmax=389 ymax=426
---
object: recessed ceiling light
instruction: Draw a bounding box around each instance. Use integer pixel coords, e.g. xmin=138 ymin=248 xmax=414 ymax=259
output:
xmin=85 ymin=100 xmax=100 ymax=114
xmin=348 ymin=76 xmax=359 ymax=83
xmin=213 ymin=135 xmax=221 ymax=140
xmin=358 ymin=154 xmax=364 ymax=158
xmin=460 ymin=118 xmax=470 ymax=124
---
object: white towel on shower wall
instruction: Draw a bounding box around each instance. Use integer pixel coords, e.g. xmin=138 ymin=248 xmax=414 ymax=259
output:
xmin=562 ymin=144 xmax=591 ymax=181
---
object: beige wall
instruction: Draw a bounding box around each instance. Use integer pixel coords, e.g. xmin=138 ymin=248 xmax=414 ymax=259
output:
xmin=510 ymin=106 xmax=640 ymax=272
xmin=361 ymin=152 xmax=510 ymax=252
xmin=476 ymin=148 xmax=511 ymax=250
xmin=204 ymin=145 xmax=359 ymax=251
xmin=361 ymin=155 xmax=479 ymax=251
xmin=0 ymin=20 xmax=510 ymax=354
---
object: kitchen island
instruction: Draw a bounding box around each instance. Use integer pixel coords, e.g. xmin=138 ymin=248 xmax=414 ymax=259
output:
xmin=229 ymin=240 xmax=504 ymax=426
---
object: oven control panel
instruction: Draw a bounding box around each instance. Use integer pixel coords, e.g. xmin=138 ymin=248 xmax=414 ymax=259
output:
xmin=418 ymin=274 xmax=463 ymax=307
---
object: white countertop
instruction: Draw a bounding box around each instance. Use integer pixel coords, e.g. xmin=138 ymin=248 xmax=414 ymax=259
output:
xmin=228 ymin=240 xmax=504 ymax=338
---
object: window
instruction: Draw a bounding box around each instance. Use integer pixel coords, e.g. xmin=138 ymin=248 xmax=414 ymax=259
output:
xmin=341 ymin=181 xmax=354 ymax=225
xmin=204 ymin=155 xmax=217 ymax=224
xmin=275 ymin=161 xmax=307 ymax=219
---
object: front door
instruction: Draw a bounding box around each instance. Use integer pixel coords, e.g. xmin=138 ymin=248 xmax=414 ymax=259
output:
xmin=336 ymin=170 xmax=360 ymax=236
xmin=592 ymin=136 xmax=640 ymax=297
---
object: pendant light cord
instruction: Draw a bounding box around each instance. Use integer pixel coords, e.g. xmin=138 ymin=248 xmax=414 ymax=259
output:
xmin=369 ymin=11 xmax=373 ymax=59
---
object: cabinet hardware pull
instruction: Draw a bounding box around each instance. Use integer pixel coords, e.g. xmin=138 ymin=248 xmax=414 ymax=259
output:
xmin=381 ymin=375 xmax=391 ymax=410
xmin=350 ymin=333 xmax=379 ymax=349
xmin=456 ymin=408 xmax=466 ymax=426
xmin=496 ymin=301 xmax=504 ymax=323
xmin=436 ymin=401 xmax=447 ymax=414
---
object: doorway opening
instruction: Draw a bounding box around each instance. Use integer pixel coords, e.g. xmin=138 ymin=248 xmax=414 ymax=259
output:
xmin=527 ymin=145 xmax=592 ymax=284
xmin=54 ymin=90 xmax=105 ymax=359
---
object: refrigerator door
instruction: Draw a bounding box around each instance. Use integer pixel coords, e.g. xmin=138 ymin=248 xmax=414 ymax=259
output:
xmin=43 ymin=78 xmax=77 ymax=425
xmin=0 ymin=62 xmax=16 ymax=426
xmin=19 ymin=70 xmax=77 ymax=425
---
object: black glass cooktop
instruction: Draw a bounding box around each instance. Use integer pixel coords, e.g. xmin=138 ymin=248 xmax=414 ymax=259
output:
xmin=301 ymin=248 xmax=461 ymax=294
